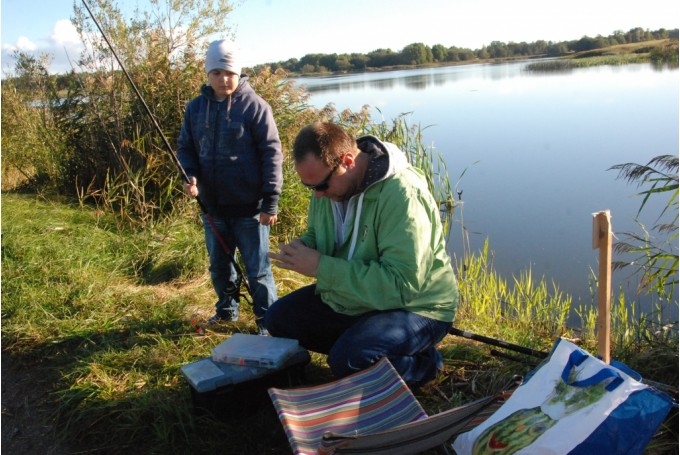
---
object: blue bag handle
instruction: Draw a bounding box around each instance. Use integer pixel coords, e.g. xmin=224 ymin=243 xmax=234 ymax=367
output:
xmin=561 ymin=349 xmax=624 ymax=392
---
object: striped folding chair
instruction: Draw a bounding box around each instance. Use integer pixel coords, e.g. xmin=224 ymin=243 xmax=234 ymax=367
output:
xmin=268 ymin=357 xmax=517 ymax=455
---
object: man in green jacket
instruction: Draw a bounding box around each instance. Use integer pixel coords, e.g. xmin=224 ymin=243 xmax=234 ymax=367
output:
xmin=266 ymin=122 xmax=458 ymax=388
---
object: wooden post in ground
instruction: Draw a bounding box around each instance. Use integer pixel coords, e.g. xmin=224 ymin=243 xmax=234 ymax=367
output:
xmin=592 ymin=210 xmax=612 ymax=364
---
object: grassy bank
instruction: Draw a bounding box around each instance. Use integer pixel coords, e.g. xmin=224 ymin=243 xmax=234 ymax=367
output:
xmin=2 ymin=193 xmax=677 ymax=454
xmin=526 ymin=39 xmax=679 ymax=71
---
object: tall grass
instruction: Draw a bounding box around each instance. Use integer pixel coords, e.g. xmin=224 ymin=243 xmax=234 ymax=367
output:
xmin=454 ymin=240 xmax=570 ymax=353
xmin=0 ymin=54 xmax=66 ymax=192
xmin=610 ymin=155 xmax=679 ymax=298
xmin=360 ymin=111 xmax=456 ymax=233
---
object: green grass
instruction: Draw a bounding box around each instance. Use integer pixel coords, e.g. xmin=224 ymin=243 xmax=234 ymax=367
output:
xmin=2 ymin=192 xmax=677 ymax=454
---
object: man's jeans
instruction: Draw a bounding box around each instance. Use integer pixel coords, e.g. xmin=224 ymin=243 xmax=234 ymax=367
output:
xmin=265 ymin=284 xmax=451 ymax=387
xmin=202 ymin=213 xmax=277 ymax=321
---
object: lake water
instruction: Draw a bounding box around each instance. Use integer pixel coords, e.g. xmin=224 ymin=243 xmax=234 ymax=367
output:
xmin=292 ymin=61 xmax=679 ymax=323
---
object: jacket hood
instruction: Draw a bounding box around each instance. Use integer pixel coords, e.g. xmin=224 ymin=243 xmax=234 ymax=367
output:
xmin=333 ymin=136 xmax=412 ymax=260
xmin=198 ymin=77 xmax=253 ymax=129
xmin=356 ymin=135 xmax=410 ymax=188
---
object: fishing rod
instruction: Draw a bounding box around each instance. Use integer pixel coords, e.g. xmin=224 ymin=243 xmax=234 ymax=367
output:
xmin=449 ymin=327 xmax=549 ymax=360
xmin=81 ymin=0 xmax=251 ymax=300
xmin=490 ymin=349 xmax=541 ymax=368
xmin=452 ymin=327 xmax=679 ymax=399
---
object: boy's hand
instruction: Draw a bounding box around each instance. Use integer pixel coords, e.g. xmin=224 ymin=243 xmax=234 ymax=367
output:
xmin=260 ymin=212 xmax=278 ymax=226
xmin=183 ymin=176 xmax=199 ymax=197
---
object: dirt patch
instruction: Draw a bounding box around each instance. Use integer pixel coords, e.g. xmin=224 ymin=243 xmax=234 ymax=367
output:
xmin=1 ymin=354 xmax=71 ymax=455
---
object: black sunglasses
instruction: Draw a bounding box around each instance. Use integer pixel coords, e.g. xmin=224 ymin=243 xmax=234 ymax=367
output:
xmin=303 ymin=163 xmax=339 ymax=192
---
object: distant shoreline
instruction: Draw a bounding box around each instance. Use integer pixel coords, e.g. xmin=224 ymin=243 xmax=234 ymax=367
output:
xmin=268 ymin=39 xmax=678 ymax=79
xmin=273 ymin=54 xmax=544 ymax=79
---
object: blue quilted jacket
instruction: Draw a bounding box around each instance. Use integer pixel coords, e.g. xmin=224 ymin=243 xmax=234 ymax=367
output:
xmin=177 ymin=77 xmax=283 ymax=217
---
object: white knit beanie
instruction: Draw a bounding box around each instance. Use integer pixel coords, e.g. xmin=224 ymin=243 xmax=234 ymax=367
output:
xmin=205 ymin=39 xmax=241 ymax=75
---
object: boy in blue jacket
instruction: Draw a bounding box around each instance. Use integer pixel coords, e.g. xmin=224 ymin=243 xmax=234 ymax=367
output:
xmin=177 ymin=39 xmax=283 ymax=334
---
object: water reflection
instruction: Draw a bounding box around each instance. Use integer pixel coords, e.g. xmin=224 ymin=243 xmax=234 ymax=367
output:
xmin=403 ymin=74 xmax=429 ymax=89
xmin=295 ymin=59 xmax=568 ymax=95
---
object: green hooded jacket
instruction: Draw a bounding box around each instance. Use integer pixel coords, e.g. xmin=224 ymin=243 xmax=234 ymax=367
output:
xmin=300 ymin=135 xmax=458 ymax=322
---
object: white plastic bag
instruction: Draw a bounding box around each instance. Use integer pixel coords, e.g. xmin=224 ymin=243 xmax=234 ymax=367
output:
xmin=452 ymin=338 xmax=673 ymax=455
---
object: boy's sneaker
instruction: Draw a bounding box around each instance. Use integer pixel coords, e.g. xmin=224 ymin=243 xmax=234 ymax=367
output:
xmin=207 ymin=308 xmax=239 ymax=325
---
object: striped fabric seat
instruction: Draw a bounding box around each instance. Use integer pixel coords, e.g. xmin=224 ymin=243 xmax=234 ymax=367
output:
xmin=269 ymin=357 xmax=520 ymax=455
xmin=268 ymin=357 xmax=428 ymax=455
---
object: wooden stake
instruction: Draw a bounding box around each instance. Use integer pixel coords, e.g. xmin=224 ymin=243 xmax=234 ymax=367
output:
xmin=592 ymin=210 xmax=612 ymax=364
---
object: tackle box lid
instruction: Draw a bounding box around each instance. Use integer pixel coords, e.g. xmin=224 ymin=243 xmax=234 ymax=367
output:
xmin=211 ymin=333 xmax=300 ymax=370
xmin=181 ymin=344 xmax=309 ymax=393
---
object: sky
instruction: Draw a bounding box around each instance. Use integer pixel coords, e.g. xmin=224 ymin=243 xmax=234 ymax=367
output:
xmin=1 ymin=0 xmax=678 ymax=75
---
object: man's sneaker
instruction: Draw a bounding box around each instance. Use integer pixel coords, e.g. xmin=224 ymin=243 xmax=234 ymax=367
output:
xmin=256 ymin=319 xmax=269 ymax=336
xmin=410 ymin=348 xmax=444 ymax=392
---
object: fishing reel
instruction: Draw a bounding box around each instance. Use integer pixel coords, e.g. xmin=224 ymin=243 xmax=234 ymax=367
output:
xmin=223 ymin=274 xmax=243 ymax=303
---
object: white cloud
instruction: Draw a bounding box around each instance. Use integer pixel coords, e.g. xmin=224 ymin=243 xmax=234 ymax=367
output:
xmin=51 ymin=19 xmax=80 ymax=46
xmin=15 ymin=36 xmax=38 ymax=51
xmin=1 ymin=20 xmax=86 ymax=76
xmin=44 ymin=19 xmax=85 ymax=74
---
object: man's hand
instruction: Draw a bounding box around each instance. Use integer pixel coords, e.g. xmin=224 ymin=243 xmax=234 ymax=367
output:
xmin=269 ymin=239 xmax=320 ymax=277
xmin=183 ymin=176 xmax=199 ymax=197
xmin=260 ymin=212 xmax=278 ymax=226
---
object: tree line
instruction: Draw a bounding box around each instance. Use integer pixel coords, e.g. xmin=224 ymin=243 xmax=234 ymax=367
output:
xmin=3 ymin=26 xmax=676 ymax=94
xmin=253 ymin=27 xmax=678 ymax=75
